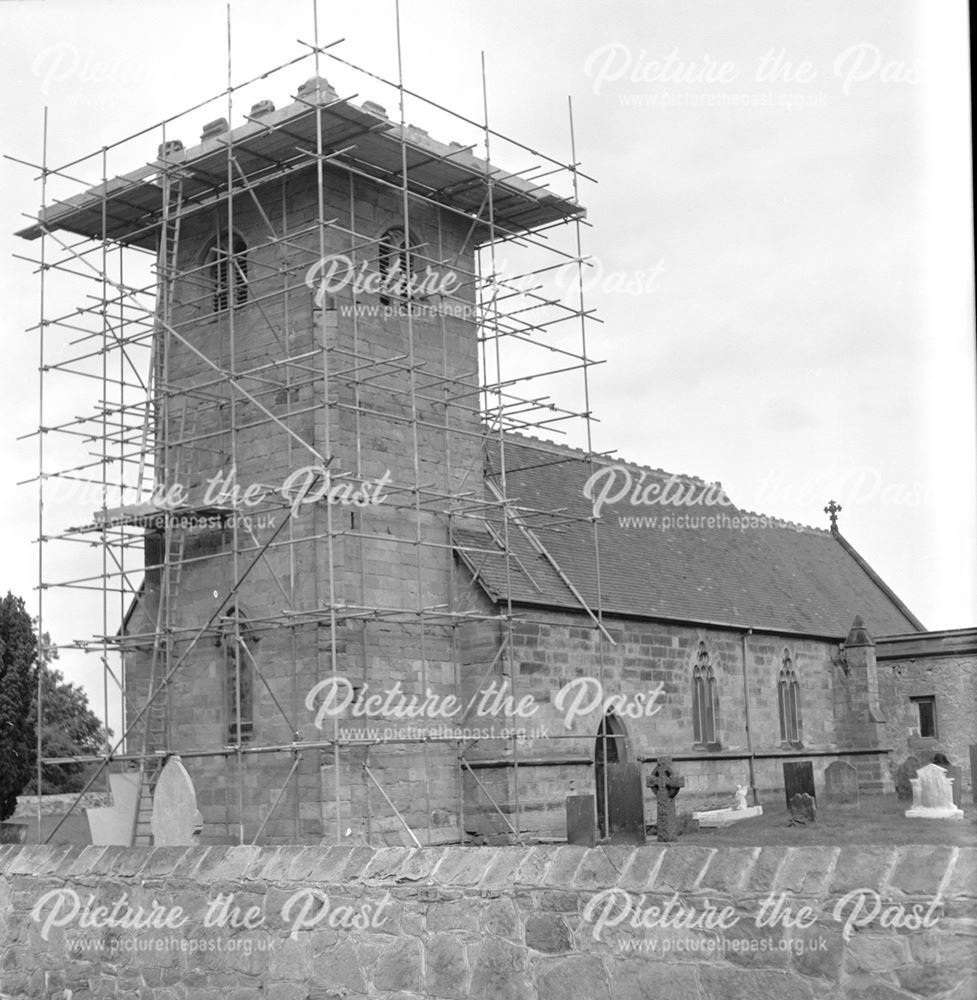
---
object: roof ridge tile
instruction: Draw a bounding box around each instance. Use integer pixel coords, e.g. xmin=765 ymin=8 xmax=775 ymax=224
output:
xmin=497 ymin=430 xmax=708 ymax=486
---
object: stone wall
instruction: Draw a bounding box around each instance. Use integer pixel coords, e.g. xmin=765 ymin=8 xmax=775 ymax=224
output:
xmin=12 ymin=794 xmax=109 ymax=819
xmin=2 ymin=842 xmax=972 ymax=999
xmin=459 ymin=606 xmax=889 ymax=837
xmin=878 ymin=649 xmax=977 ymax=799
xmin=123 ymin=155 xmax=482 ymax=846
xmin=501 ymin=612 xmax=842 ymax=760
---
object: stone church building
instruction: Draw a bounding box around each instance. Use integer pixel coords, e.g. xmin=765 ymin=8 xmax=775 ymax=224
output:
xmin=22 ymin=74 xmax=973 ymax=846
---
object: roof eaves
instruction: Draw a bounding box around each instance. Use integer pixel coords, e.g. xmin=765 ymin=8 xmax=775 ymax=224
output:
xmin=479 ymin=592 xmax=858 ymax=643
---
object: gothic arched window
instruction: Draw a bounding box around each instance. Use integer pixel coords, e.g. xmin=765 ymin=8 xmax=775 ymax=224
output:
xmin=778 ymin=648 xmax=802 ymax=745
xmin=692 ymin=642 xmax=720 ymax=748
xmin=204 ymin=232 xmax=248 ymax=312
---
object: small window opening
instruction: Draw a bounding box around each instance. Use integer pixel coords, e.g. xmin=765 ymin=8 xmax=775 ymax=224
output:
xmin=205 ymin=233 xmax=248 ymax=312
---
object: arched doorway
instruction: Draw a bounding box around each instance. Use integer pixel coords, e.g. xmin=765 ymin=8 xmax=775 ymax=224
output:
xmin=594 ymin=713 xmax=629 ymax=838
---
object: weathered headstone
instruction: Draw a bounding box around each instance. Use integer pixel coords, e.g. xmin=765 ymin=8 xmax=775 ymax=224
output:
xmin=566 ymin=794 xmax=597 ymax=847
xmin=151 ymin=755 xmax=203 ymax=846
xmin=895 ymin=756 xmax=920 ymax=801
xmin=783 ymin=761 xmax=816 ymax=809
xmin=788 ymin=792 xmax=816 ymax=825
xmin=946 ymin=765 xmax=963 ymax=809
xmin=647 ymin=755 xmax=684 ymax=843
xmin=601 ymin=762 xmax=646 ymax=845
xmin=906 ymin=763 xmax=964 ymax=819
xmin=824 ymin=760 xmax=859 ymax=805
xmin=917 ymin=764 xmax=953 ymax=807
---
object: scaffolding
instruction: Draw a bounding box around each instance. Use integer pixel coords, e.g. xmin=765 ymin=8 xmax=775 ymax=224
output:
xmin=13 ymin=7 xmax=617 ymax=847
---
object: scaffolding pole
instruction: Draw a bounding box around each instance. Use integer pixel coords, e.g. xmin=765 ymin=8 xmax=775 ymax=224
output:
xmin=18 ymin=10 xmax=604 ymax=849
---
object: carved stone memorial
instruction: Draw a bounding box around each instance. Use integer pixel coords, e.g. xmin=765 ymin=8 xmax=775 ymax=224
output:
xmin=693 ymin=785 xmax=763 ymax=829
xmin=734 ymin=784 xmax=749 ymax=810
xmin=788 ymin=792 xmax=816 ymax=825
xmin=905 ymin=763 xmax=964 ymax=820
xmin=824 ymin=760 xmax=859 ymax=806
xmin=151 ymin=755 xmax=204 ymax=846
xmin=946 ymin=765 xmax=963 ymax=808
xmin=647 ymin=755 xmax=684 ymax=843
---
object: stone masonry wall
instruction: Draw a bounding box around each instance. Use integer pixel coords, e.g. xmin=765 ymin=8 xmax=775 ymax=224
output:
xmin=125 ymin=156 xmax=482 ymax=845
xmin=1 ymin=842 xmax=974 ymax=999
xmin=458 ymin=603 xmax=888 ymax=837
xmin=878 ymin=653 xmax=977 ymax=799
xmin=12 ymin=795 xmax=109 ymax=820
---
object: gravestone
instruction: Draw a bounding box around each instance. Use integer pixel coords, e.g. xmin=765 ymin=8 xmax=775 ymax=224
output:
xmin=970 ymin=746 xmax=977 ymax=807
xmin=647 ymin=755 xmax=684 ymax=843
xmin=151 ymin=755 xmax=203 ymax=846
xmin=600 ymin=762 xmax=646 ymax=845
xmin=905 ymin=763 xmax=964 ymax=819
xmin=783 ymin=761 xmax=816 ymax=809
xmin=566 ymin=794 xmax=597 ymax=847
xmin=895 ymin=756 xmax=920 ymax=800
xmin=946 ymin=765 xmax=963 ymax=809
xmin=693 ymin=792 xmax=763 ymax=829
xmin=824 ymin=760 xmax=859 ymax=805
xmin=789 ymin=792 xmax=816 ymax=825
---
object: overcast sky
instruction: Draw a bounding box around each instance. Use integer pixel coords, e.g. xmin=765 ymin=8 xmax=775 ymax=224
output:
xmin=1 ymin=0 xmax=973 ymax=732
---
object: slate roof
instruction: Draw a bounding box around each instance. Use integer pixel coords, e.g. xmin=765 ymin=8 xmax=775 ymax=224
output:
xmin=454 ymin=434 xmax=923 ymax=640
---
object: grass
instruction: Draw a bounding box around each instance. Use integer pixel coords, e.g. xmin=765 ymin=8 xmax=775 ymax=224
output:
xmin=677 ymin=794 xmax=977 ymax=847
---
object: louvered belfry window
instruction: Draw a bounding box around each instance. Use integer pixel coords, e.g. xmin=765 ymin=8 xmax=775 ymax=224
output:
xmin=205 ymin=233 xmax=248 ymax=312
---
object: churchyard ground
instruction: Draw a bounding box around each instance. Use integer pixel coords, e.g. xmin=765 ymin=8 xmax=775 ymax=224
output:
xmin=679 ymin=793 xmax=977 ymax=847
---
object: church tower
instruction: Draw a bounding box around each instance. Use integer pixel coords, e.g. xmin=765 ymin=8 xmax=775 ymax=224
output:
xmin=55 ymin=74 xmax=584 ymax=844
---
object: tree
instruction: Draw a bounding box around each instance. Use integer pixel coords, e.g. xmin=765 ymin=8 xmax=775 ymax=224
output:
xmin=26 ymin=641 xmax=111 ymax=795
xmin=0 ymin=593 xmax=38 ymax=822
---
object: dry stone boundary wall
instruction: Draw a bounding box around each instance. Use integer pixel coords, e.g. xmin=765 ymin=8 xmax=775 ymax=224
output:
xmin=1 ymin=842 xmax=974 ymax=999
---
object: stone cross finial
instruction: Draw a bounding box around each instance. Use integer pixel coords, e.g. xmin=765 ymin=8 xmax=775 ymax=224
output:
xmin=824 ymin=499 xmax=842 ymax=529
xmin=647 ymin=755 xmax=685 ymax=843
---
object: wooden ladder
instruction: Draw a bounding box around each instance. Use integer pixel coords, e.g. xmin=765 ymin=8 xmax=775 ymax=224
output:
xmin=132 ymin=172 xmax=189 ymax=847
xmin=132 ymin=519 xmax=188 ymax=845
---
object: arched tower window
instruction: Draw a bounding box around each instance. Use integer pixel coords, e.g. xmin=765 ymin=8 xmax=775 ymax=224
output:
xmin=204 ymin=232 xmax=248 ymax=312
xmin=778 ymin=648 xmax=802 ymax=745
xmin=218 ymin=605 xmax=256 ymax=743
xmin=692 ymin=642 xmax=720 ymax=748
